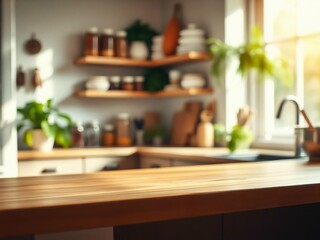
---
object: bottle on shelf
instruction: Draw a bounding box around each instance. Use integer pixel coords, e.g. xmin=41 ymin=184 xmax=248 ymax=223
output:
xmin=85 ymin=120 xmax=101 ymax=147
xmin=71 ymin=121 xmax=85 ymax=148
xmin=84 ymin=27 xmax=99 ymax=56
xmin=116 ymin=113 xmax=132 ymax=146
xmin=122 ymin=76 xmax=135 ymax=91
xmin=110 ymin=76 xmax=121 ymax=90
xmin=100 ymin=28 xmax=115 ymax=57
xmin=114 ymin=31 xmax=129 ymax=58
xmin=135 ymin=76 xmax=144 ymax=91
xmin=102 ymin=123 xmax=115 ymax=146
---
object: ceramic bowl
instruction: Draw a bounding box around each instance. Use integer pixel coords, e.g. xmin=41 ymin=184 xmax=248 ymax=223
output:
xmin=85 ymin=76 xmax=110 ymax=91
xmin=180 ymin=73 xmax=206 ymax=89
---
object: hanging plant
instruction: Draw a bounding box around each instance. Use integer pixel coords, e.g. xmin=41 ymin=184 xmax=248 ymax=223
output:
xmin=207 ymin=26 xmax=293 ymax=85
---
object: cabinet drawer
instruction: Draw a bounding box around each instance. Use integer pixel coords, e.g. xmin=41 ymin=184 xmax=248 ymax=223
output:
xmin=140 ymin=157 xmax=173 ymax=168
xmin=18 ymin=158 xmax=83 ymax=177
xmin=84 ymin=157 xmax=139 ymax=173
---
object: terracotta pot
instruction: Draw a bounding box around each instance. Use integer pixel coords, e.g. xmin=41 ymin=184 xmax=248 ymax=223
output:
xmin=31 ymin=129 xmax=54 ymax=152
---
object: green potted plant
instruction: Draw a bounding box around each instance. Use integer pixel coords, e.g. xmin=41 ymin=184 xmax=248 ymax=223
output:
xmin=207 ymin=26 xmax=293 ymax=85
xmin=125 ymin=20 xmax=159 ymax=60
xmin=144 ymin=124 xmax=166 ymax=146
xmin=17 ymin=99 xmax=72 ymax=151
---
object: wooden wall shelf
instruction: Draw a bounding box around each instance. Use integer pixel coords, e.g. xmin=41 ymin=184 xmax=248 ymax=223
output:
xmin=75 ymin=52 xmax=212 ymax=68
xmin=74 ymin=88 xmax=214 ymax=99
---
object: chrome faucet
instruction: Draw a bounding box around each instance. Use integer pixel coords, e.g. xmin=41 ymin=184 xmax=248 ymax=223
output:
xmin=276 ymin=95 xmax=301 ymax=125
xmin=276 ymin=95 xmax=305 ymax=157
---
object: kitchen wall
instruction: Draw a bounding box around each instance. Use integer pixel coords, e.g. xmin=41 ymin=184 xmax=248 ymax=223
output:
xmin=15 ymin=0 xmax=225 ymax=135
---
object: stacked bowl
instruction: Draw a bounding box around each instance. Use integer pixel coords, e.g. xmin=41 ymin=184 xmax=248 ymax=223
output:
xmin=151 ymin=35 xmax=164 ymax=60
xmin=177 ymin=24 xmax=206 ymax=55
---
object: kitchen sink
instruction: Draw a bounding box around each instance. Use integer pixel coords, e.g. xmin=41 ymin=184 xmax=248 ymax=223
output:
xmin=211 ymin=153 xmax=307 ymax=162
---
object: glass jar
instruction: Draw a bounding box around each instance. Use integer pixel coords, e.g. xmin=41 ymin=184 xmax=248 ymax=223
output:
xmin=100 ymin=28 xmax=115 ymax=57
xmin=122 ymin=76 xmax=135 ymax=91
xmin=110 ymin=76 xmax=121 ymax=90
xmin=102 ymin=124 xmax=115 ymax=146
xmin=85 ymin=120 xmax=101 ymax=147
xmin=116 ymin=113 xmax=132 ymax=146
xmin=71 ymin=121 xmax=85 ymax=148
xmin=135 ymin=76 xmax=144 ymax=91
xmin=84 ymin=27 xmax=99 ymax=56
xmin=115 ymin=31 xmax=128 ymax=58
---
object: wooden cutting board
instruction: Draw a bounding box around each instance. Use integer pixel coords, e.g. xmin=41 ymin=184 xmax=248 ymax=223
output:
xmin=171 ymin=111 xmax=198 ymax=146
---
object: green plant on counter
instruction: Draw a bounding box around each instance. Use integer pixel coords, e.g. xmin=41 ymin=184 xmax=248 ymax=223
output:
xmin=125 ymin=20 xmax=159 ymax=49
xmin=227 ymin=124 xmax=253 ymax=152
xmin=17 ymin=99 xmax=73 ymax=148
xmin=213 ymin=123 xmax=253 ymax=152
xmin=207 ymin=26 xmax=293 ymax=85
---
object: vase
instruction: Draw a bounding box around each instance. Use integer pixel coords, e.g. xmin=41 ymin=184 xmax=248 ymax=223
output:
xmin=129 ymin=41 xmax=148 ymax=60
xmin=31 ymin=129 xmax=54 ymax=152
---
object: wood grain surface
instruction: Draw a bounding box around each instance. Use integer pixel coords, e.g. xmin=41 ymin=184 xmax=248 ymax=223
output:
xmin=1 ymin=160 xmax=320 ymax=237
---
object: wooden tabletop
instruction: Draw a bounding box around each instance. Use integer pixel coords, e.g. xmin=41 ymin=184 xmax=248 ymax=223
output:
xmin=1 ymin=159 xmax=320 ymax=237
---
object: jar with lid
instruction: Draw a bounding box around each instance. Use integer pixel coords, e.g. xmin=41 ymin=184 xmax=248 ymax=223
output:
xmin=85 ymin=120 xmax=101 ymax=147
xmin=102 ymin=124 xmax=115 ymax=146
xmin=110 ymin=76 xmax=121 ymax=90
xmin=135 ymin=76 xmax=144 ymax=91
xmin=71 ymin=121 xmax=85 ymax=148
xmin=116 ymin=113 xmax=132 ymax=146
xmin=115 ymin=31 xmax=128 ymax=58
xmin=100 ymin=28 xmax=115 ymax=57
xmin=84 ymin=27 xmax=99 ymax=56
xmin=122 ymin=76 xmax=135 ymax=91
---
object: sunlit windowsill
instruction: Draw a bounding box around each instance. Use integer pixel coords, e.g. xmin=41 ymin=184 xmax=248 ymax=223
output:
xmin=251 ymin=137 xmax=295 ymax=151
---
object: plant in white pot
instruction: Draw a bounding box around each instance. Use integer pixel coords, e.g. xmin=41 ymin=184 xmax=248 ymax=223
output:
xmin=125 ymin=20 xmax=159 ymax=60
xmin=17 ymin=99 xmax=72 ymax=152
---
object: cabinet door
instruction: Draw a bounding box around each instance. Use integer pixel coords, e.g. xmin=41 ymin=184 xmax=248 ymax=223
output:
xmin=36 ymin=227 xmax=113 ymax=240
xmin=18 ymin=158 xmax=83 ymax=177
xmin=140 ymin=157 xmax=173 ymax=168
xmin=84 ymin=156 xmax=139 ymax=173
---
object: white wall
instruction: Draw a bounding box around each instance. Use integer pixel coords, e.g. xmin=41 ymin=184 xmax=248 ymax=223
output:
xmin=1 ymin=0 xmax=18 ymax=177
xmin=15 ymin=0 xmax=225 ymax=142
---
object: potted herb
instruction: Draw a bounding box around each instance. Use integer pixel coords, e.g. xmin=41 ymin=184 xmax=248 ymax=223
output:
xmin=125 ymin=20 xmax=159 ymax=60
xmin=17 ymin=99 xmax=72 ymax=151
xmin=207 ymin=26 xmax=293 ymax=85
xmin=144 ymin=124 xmax=166 ymax=146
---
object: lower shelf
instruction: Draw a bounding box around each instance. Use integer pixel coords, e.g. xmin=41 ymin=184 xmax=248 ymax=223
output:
xmin=74 ymin=88 xmax=214 ymax=99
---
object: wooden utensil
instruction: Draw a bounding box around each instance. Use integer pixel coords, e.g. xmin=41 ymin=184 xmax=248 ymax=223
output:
xmin=144 ymin=111 xmax=161 ymax=130
xmin=163 ymin=3 xmax=181 ymax=56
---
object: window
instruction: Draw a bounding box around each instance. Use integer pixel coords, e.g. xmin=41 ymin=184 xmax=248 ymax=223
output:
xmin=253 ymin=0 xmax=320 ymax=145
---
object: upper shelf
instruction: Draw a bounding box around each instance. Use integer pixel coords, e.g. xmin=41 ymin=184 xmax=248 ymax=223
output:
xmin=75 ymin=88 xmax=214 ymax=99
xmin=74 ymin=52 xmax=212 ymax=68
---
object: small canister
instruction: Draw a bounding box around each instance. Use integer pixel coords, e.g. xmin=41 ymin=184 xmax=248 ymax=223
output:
xmin=102 ymin=124 xmax=115 ymax=146
xmin=110 ymin=76 xmax=121 ymax=90
xmin=135 ymin=76 xmax=144 ymax=91
xmin=84 ymin=27 xmax=99 ymax=56
xmin=115 ymin=31 xmax=128 ymax=58
xmin=116 ymin=113 xmax=132 ymax=146
xmin=71 ymin=121 xmax=85 ymax=148
xmin=100 ymin=28 xmax=115 ymax=57
xmin=122 ymin=76 xmax=135 ymax=91
xmin=85 ymin=120 xmax=101 ymax=147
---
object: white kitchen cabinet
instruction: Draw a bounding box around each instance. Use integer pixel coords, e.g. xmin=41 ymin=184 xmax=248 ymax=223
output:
xmin=84 ymin=156 xmax=139 ymax=173
xmin=140 ymin=156 xmax=173 ymax=168
xmin=18 ymin=158 xmax=83 ymax=177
